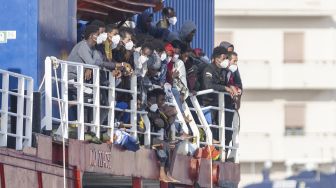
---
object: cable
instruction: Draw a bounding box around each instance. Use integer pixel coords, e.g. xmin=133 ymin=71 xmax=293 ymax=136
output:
xmin=51 ymin=57 xmax=67 ymax=188
xmin=38 ymin=74 xmax=45 ymax=92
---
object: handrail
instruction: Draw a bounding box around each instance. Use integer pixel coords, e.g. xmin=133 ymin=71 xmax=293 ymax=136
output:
xmin=0 ymin=69 xmax=34 ymax=150
xmin=41 ymin=56 xmax=240 ymax=162
xmin=42 ymin=57 xmax=166 ymax=146
xmin=189 ymin=89 xmax=240 ymax=162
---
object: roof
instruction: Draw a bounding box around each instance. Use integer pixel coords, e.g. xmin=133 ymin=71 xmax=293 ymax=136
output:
xmin=77 ymin=0 xmax=161 ymax=23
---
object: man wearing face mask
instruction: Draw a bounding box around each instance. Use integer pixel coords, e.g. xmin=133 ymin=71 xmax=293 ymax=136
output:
xmin=95 ymin=24 xmax=120 ymax=62
xmin=67 ymin=25 xmax=124 ymax=126
xmin=68 ymin=25 xmax=123 ymax=81
xmin=156 ymin=7 xmax=177 ymax=30
xmin=112 ymin=27 xmax=135 ymax=65
xmin=202 ymin=46 xmax=235 ymax=94
xmin=133 ymin=42 xmax=153 ymax=78
xmin=148 ymin=39 xmax=167 ymax=86
xmin=220 ymin=41 xmax=243 ymax=93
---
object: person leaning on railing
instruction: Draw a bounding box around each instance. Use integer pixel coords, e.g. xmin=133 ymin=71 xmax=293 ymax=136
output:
xmin=66 ymin=25 xmax=130 ymax=128
xmin=201 ymin=46 xmax=239 ymax=146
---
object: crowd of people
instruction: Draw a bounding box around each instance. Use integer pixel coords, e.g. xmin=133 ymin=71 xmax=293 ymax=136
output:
xmin=67 ymin=7 xmax=243 ymax=182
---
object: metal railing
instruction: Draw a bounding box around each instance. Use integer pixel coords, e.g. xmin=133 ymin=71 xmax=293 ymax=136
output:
xmin=42 ymin=57 xmax=164 ymax=145
xmin=0 ymin=69 xmax=34 ymax=150
xmin=41 ymin=57 xmax=240 ymax=162
xmin=189 ymin=89 xmax=240 ymax=162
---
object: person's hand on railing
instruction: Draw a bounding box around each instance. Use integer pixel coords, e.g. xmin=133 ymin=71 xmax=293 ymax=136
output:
xmin=84 ymin=68 xmax=92 ymax=80
xmin=225 ymin=86 xmax=235 ymax=97
xmin=122 ymin=62 xmax=133 ymax=77
xmin=112 ymin=69 xmax=122 ymax=78
xmin=230 ymin=86 xmax=239 ymax=97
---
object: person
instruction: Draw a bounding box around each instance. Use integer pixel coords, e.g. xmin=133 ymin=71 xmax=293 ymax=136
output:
xmin=68 ymin=25 xmax=124 ymax=82
xmin=149 ymin=39 xmax=167 ymax=86
xmin=202 ymin=46 xmax=235 ymax=95
xmin=165 ymin=41 xmax=188 ymax=112
xmin=156 ymin=7 xmax=177 ymax=29
xmin=90 ymin=20 xmax=106 ymax=34
xmin=220 ymin=41 xmax=234 ymax=52
xmin=135 ymin=12 xmax=156 ymax=36
xmin=95 ymin=24 xmax=123 ymax=125
xmin=113 ymin=27 xmax=135 ymax=65
xmin=227 ymin=51 xmax=242 ymax=94
xmin=66 ymin=25 xmax=124 ymax=136
xmin=220 ymin=41 xmax=243 ymax=92
xmin=202 ymin=46 xmax=238 ymax=147
xmin=179 ymin=21 xmax=196 ymax=48
xmin=96 ymin=24 xmax=120 ymax=62
xmin=133 ymin=41 xmax=154 ymax=78
xmin=147 ymin=89 xmax=179 ymax=183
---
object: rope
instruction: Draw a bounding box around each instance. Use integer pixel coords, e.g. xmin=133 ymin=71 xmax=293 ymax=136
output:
xmin=51 ymin=58 xmax=67 ymax=188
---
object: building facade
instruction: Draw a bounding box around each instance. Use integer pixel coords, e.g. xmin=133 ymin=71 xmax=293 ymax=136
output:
xmin=215 ymin=0 xmax=336 ymax=186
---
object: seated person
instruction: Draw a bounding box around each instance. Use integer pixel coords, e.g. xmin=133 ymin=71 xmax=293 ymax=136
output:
xmin=147 ymin=89 xmax=178 ymax=183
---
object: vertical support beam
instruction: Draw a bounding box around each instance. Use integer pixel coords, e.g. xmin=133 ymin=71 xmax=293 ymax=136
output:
xmin=73 ymin=166 xmax=82 ymax=188
xmin=77 ymin=66 xmax=84 ymax=140
xmin=132 ymin=177 xmax=142 ymax=188
xmin=0 ymin=73 xmax=9 ymax=147
xmin=16 ymin=77 xmax=25 ymax=150
xmin=130 ymin=75 xmax=137 ymax=139
xmin=92 ymin=68 xmax=100 ymax=138
xmin=143 ymin=114 xmax=151 ymax=146
xmin=228 ymin=110 xmax=240 ymax=163
xmin=107 ymin=73 xmax=115 ymax=142
xmin=0 ymin=163 xmax=5 ymax=188
xmin=24 ymin=78 xmax=34 ymax=147
xmin=218 ymin=93 xmax=226 ymax=162
xmin=44 ymin=57 xmax=53 ymax=130
xmin=183 ymin=103 xmax=200 ymax=147
xmin=37 ymin=171 xmax=43 ymax=188
xmin=61 ymin=63 xmax=69 ymax=138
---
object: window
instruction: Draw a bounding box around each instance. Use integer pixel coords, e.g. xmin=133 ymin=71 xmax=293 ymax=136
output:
xmin=284 ymin=32 xmax=304 ymax=63
xmin=285 ymin=103 xmax=305 ymax=136
xmin=214 ymin=31 xmax=233 ymax=47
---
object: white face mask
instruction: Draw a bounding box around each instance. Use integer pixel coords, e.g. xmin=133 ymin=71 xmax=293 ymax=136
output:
xmin=173 ymin=54 xmax=179 ymax=62
xmin=96 ymin=35 xmax=103 ymax=44
xmin=219 ymin=59 xmax=230 ymax=69
xmin=125 ymin=40 xmax=134 ymax=50
xmin=97 ymin=33 xmax=107 ymax=44
xmin=228 ymin=64 xmax=238 ymax=72
xmin=111 ymin=34 xmax=120 ymax=45
xmin=168 ymin=16 xmax=177 ymax=25
xmin=160 ymin=52 xmax=167 ymax=61
xmin=149 ymin=104 xmax=158 ymax=112
xmin=111 ymin=43 xmax=118 ymax=49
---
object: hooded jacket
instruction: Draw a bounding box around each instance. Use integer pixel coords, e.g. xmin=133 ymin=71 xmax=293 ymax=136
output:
xmin=220 ymin=41 xmax=234 ymax=50
xmin=179 ymin=21 xmax=196 ymax=45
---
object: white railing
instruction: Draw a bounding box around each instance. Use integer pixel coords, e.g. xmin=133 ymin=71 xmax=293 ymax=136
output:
xmin=189 ymin=89 xmax=240 ymax=162
xmin=0 ymin=69 xmax=33 ymax=150
xmin=41 ymin=57 xmax=240 ymax=162
xmin=42 ymin=57 xmax=164 ymax=146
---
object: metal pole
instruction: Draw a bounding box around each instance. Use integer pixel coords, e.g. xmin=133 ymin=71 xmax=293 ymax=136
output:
xmin=52 ymin=59 xmax=67 ymax=188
